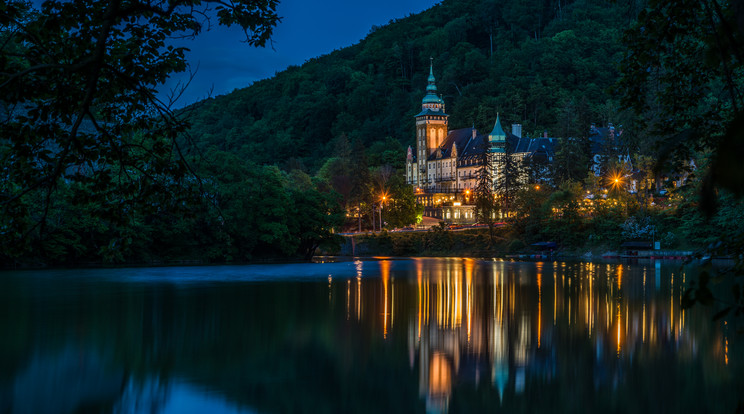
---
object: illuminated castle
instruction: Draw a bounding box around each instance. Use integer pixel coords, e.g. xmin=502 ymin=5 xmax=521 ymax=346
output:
xmin=404 ymin=62 xmax=555 ymax=221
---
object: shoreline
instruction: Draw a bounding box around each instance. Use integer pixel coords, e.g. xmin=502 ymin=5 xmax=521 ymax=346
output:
xmin=1 ymin=254 xmax=732 ymax=273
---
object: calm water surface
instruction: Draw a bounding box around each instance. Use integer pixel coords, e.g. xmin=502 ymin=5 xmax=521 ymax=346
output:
xmin=0 ymin=259 xmax=741 ymax=413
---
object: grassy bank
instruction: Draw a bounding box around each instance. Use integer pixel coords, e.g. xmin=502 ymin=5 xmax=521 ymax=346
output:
xmin=336 ymin=226 xmax=702 ymax=260
xmin=337 ymin=227 xmax=548 ymax=258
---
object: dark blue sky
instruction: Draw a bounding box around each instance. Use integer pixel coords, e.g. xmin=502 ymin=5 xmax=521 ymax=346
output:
xmin=163 ymin=0 xmax=440 ymax=107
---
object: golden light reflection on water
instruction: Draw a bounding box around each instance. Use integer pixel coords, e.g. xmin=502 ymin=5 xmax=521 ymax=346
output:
xmin=337 ymin=259 xmax=726 ymax=413
xmin=2 ymin=260 xmax=738 ymax=414
xmin=382 ymin=260 xmax=390 ymax=339
xmin=537 ymin=262 xmax=542 ymax=349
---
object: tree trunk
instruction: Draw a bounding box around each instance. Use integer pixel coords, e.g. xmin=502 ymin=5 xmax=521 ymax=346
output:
xmin=490 ymin=32 xmax=493 ymax=58
xmin=372 ymin=206 xmax=376 ymax=232
xmin=304 ymin=243 xmax=319 ymax=262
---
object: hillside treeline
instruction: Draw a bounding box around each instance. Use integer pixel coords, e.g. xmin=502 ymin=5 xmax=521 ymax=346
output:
xmin=185 ymin=0 xmax=640 ymax=171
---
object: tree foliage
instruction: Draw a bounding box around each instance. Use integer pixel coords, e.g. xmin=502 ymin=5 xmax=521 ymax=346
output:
xmin=474 ymin=136 xmax=495 ymax=224
xmin=185 ymin=0 xmax=633 ymax=172
xmin=618 ymin=0 xmax=744 ymax=316
xmin=0 ymin=0 xmax=280 ymax=260
xmin=551 ymin=136 xmax=590 ymax=184
xmin=493 ymin=139 xmax=523 ymax=214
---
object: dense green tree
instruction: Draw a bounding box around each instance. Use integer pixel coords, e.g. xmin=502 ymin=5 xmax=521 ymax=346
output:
xmin=350 ymin=138 xmax=372 ymax=231
xmin=198 ymin=151 xmax=293 ymax=260
xmin=474 ymin=137 xmax=496 ymax=224
xmin=551 ymin=136 xmax=590 ymax=185
xmin=618 ymin=0 xmax=744 ymax=315
xmin=285 ymin=170 xmax=345 ymax=260
xmin=0 ymin=0 xmax=280 ymax=261
xmin=184 ymin=0 xmax=633 ymax=173
xmin=381 ymin=174 xmax=422 ymax=228
xmin=494 ymin=139 xmax=523 ymax=215
xmin=542 ymin=181 xmax=585 ymax=247
xmin=512 ymin=185 xmax=551 ymax=242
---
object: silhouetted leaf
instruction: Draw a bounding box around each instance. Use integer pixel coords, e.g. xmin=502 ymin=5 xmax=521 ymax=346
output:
xmin=698 ymin=286 xmax=715 ymax=306
xmin=713 ymin=306 xmax=732 ymax=321
xmin=681 ymin=288 xmax=696 ymax=309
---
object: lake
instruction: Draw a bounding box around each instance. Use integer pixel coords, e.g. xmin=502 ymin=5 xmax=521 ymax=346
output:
xmin=0 ymin=258 xmax=740 ymax=413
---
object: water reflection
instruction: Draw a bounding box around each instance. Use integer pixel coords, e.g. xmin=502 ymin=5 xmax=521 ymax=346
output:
xmin=345 ymin=259 xmax=737 ymax=413
xmin=0 ymin=259 xmax=740 ymax=413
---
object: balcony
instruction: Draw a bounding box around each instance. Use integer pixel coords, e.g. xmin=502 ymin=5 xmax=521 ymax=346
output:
xmin=435 ymin=174 xmax=456 ymax=182
xmin=415 ymin=187 xmax=464 ymax=195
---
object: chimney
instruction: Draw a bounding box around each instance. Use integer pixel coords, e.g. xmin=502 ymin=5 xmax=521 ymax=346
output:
xmin=590 ymin=123 xmax=596 ymax=133
xmin=511 ymin=124 xmax=522 ymax=138
xmin=543 ymin=130 xmax=548 ymax=138
xmin=472 ymin=127 xmax=477 ymax=139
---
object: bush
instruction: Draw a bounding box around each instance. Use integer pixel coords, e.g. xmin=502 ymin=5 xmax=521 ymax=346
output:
xmin=508 ymin=239 xmax=526 ymax=253
xmin=391 ymin=235 xmax=416 ymax=256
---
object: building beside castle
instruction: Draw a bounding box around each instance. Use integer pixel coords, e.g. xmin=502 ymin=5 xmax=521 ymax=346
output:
xmin=405 ymin=63 xmax=555 ymax=223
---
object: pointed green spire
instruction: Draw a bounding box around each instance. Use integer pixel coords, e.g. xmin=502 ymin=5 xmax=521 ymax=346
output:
xmin=422 ymin=57 xmax=444 ymax=107
xmin=488 ymin=113 xmax=506 ymax=143
xmin=488 ymin=113 xmax=506 ymax=153
xmin=426 ymin=57 xmax=437 ymax=94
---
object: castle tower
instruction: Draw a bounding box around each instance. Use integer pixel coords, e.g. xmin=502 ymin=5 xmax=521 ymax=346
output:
xmin=415 ymin=59 xmax=448 ymax=187
xmin=487 ymin=114 xmax=506 ymax=153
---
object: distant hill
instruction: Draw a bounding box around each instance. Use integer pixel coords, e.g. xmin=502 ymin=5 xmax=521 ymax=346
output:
xmin=184 ymin=0 xmax=638 ymax=171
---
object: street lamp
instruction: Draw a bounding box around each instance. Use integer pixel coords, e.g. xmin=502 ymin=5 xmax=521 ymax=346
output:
xmin=608 ymin=171 xmax=627 ymax=191
xmin=380 ymin=194 xmax=387 ymax=230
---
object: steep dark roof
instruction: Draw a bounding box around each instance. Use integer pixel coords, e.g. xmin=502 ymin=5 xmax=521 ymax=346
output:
xmin=461 ymin=133 xmax=488 ymax=158
xmin=427 ymin=127 xmax=475 ymax=161
xmin=589 ymin=125 xmax=626 ymax=154
xmin=511 ymin=135 xmax=557 ymax=161
xmin=422 ymin=126 xmax=558 ymax=164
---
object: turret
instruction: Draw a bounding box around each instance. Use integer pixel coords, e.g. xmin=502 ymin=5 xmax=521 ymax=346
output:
xmin=488 ymin=114 xmax=506 ymax=153
xmin=414 ymin=58 xmax=449 ymax=188
xmin=421 ymin=59 xmax=445 ymax=112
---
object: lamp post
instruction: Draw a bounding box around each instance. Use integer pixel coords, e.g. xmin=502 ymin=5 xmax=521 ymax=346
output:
xmin=380 ymin=195 xmax=387 ymax=230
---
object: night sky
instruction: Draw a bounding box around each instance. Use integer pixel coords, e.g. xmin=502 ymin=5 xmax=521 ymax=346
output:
xmin=163 ymin=0 xmax=440 ymax=107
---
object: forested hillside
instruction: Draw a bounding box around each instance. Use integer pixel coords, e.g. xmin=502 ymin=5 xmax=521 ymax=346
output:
xmin=185 ymin=0 xmax=641 ymax=171
xmin=0 ymin=0 xmax=657 ymax=266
